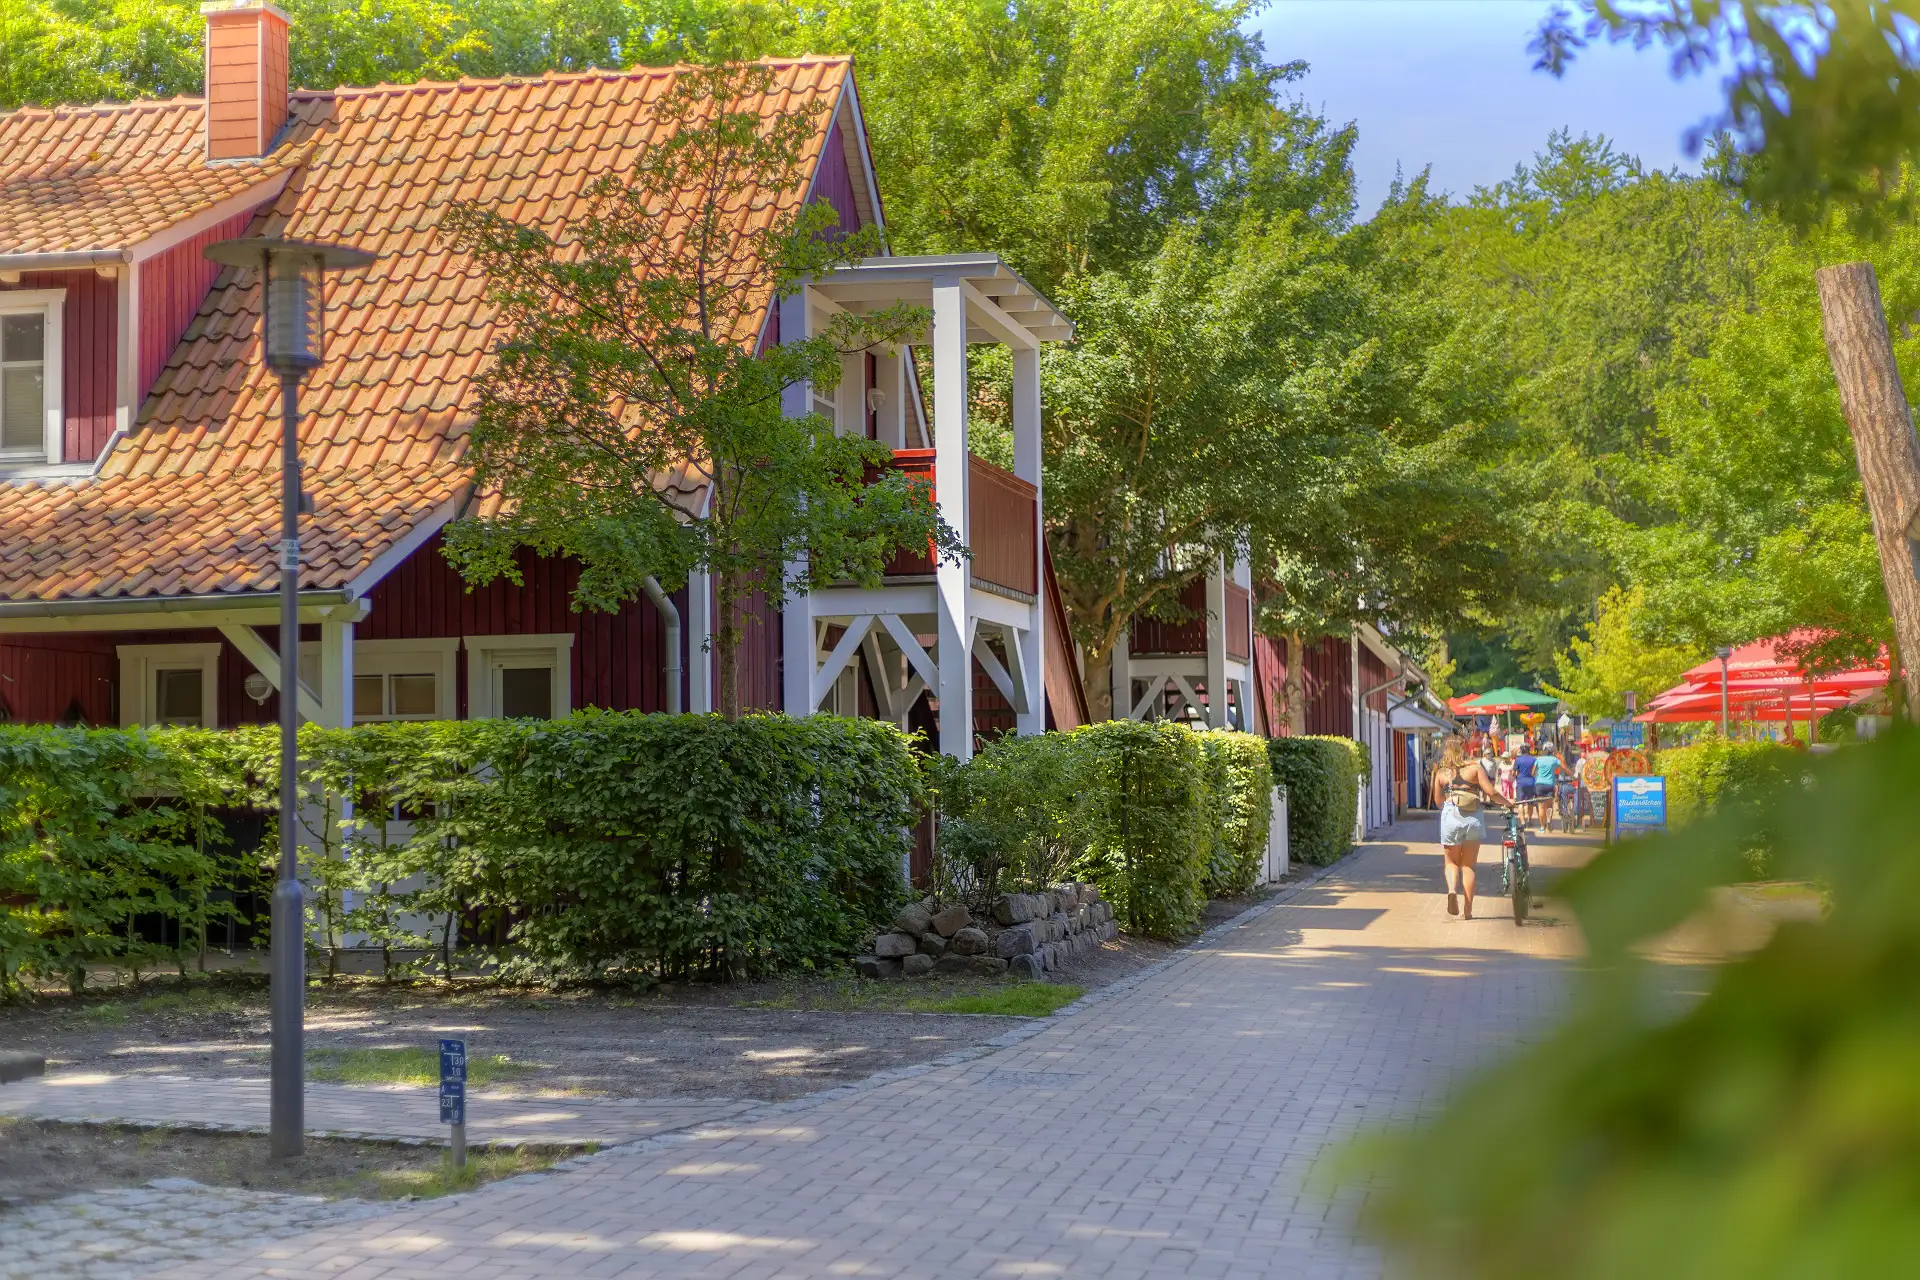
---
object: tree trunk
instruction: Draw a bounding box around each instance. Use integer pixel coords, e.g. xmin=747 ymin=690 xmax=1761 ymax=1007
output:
xmin=713 ymin=566 xmax=741 ymax=722
xmin=1084 ymin=645 xmax=1114 ymax=722
xmin=1816 ymin=262 xmax=1920 ymax=716
xmin=1282 ymin=632 xmax=1308 ymax=736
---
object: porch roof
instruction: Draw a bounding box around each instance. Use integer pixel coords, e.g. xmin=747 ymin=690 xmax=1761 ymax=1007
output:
xmin=808 ymin=253 xmax=1074 ymax=345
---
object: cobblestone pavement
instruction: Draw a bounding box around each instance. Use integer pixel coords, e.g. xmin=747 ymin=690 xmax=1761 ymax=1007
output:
xmin=168 ymin=819 xmax=1592 ymax=1280
xmin=0 ymin=1077 xmax=753 ymax=1147
xmin=0 ymin=1181 xmax=388 ymax=1280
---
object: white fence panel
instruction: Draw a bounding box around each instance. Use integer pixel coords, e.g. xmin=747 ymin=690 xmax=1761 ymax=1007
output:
xmin=1261 ymin=786 xmax=1290 ymax=884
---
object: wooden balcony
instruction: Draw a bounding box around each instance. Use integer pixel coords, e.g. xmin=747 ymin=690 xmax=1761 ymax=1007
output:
xmin=879 ymin=450 xmax=1038 ymax=598
xmin=1129 ymin=577 xmax=1253 ymax=658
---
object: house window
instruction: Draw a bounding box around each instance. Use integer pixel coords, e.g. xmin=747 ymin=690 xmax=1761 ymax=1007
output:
xmin=351 ymin=638 xmax=458 ymax=723
xmin=465 ymin=634 xmax=573 ymax=720
xmin=117 ymin=642 xmax=220 ymax=728
xmin=0 ymin=292 xmax=64 ymax=465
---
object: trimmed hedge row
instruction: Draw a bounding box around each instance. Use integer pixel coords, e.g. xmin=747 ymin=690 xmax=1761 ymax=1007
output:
xmin=934 ymin=721 xmax=1273 ymax=939
xmin=1267 ymin=735 xmax=1365 ymax=866
xmin=0 ymin=713 xmax=919 ymax=994
xmin=1654 ymin=737 xmax=1801 ymax=878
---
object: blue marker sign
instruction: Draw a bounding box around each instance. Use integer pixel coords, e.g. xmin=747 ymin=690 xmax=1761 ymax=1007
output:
xmin=1613 ymin=775 xmax=1667 ymax=831
xmin=438 ymin=1037 xmax=466 ymax=1125
xmin=1610 ymin=722 xmax=1646 ymax=749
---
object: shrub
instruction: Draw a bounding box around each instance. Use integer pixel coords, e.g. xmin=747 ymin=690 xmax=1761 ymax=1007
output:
xmin=936 ymin=722 xmax=1271 ymax=938
xmin=1200 ymin=732 xmax=1274 ymax=897
xmin=0 ymin=726 xmax=245 ymax=996
xmin=1267 ymin=735 xmax=1364 ymax=866
xmin=0 ymin=713 xmax=918 ymax=990
xmin=1655 ymin=737 xmax=1798 ymax=826
xmin=1071 ymin=720 xmax=1213 ymax=937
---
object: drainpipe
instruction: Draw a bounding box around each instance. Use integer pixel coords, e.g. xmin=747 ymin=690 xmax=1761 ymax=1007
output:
xmin=642 ymin=576 xmax=683 ymax=714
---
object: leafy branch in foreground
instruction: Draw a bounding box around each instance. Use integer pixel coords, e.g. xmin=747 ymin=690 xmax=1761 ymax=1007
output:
xmin=441 ymin=62 xmax=958 ymax=718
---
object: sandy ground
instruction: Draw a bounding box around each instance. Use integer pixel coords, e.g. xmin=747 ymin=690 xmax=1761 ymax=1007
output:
xmin=0 ymin=889 xmax=1274 ymax=1102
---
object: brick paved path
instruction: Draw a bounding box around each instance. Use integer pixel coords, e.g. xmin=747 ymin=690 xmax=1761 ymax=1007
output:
xmin=0 ymin=1077 xmax=752 ymax=1148
xmin=173 ymin=819 xmax=1591 ymax=1280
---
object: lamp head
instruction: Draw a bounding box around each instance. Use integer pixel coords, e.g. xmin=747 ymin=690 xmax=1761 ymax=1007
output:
xmin=1716 ymin=646 xmax=1733 ymax=661
xmin=204 ymin=237 xmax=375 ymax=377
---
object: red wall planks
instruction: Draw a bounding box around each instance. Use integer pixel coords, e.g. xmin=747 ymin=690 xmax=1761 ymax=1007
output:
xmin=1129 ymin=579 xmax=1209 ymax=657
xmin=0 ymin=636 xmax=117 ymax=724
xmin=360 ymin=534 xmax=680 ymax=715
xmin=811 ymin=120 xmax=864 ymax=238
xmin=138 ymin=210 xmax=258 ymax=403
xmin=1 ymin=269 xmax=116 ymax=463
xmin=1302 ymin=634 xmax=1353 ymax=739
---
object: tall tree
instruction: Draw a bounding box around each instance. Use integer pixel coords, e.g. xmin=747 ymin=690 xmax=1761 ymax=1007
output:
xmin=441 ymin=64 xmax=956 ymax=718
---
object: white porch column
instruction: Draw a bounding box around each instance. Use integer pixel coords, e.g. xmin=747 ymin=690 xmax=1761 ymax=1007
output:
xmin=1204 ymin=555 xmax=1228 ymax=730
xmin=780 ymin=289 xmax=815 ymax=716
xmin=319 ymin=620 xmax=353 ymax=728
xmin=1011 ymin=344 xmax=1046 ymax=736
xmin=931 ymin=275 xmax=973 ymax=758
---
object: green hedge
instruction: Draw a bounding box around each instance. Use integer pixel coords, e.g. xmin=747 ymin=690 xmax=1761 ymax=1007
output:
xmin=1267 ymin=735 xmax=1364 ymax=866
xmin=0 ymin=713 xmax=918 ymax=994
xmin=1654 ymin=738 xmax=1798 ymax=826
xmin=1200 ymin=732 xmax=1275 ymax=897
xmin=934 ymin=722 xmax=1270 ymax=939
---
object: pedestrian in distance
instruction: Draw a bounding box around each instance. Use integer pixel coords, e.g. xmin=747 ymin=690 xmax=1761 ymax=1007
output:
xmin=1431 ymin=734 xmax=1506 ymax=920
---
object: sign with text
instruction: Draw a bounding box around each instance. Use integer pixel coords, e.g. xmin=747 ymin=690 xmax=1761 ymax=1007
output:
xmin=438 ymin=1038 xmax=466 ymax=1126
xmin=1613 ymin=775 xmax=1667 ymax=831
xmin=1610 ymin=721 xmax=1645 ymax=749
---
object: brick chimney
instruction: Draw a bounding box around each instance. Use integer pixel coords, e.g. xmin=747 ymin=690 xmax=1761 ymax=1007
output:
xmin=201 ymin=0 xmax=290 ymax=161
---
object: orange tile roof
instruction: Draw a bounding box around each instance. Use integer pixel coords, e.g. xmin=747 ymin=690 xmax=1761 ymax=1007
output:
xmin=0 ymin=59 xmax=852 ymax=604
xmin=0 ymin=98 xmax=301 ymax=254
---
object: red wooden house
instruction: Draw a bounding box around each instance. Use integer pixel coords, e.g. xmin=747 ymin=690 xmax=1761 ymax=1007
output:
xmin=0 ymin=1 xmax=1085 ymax=753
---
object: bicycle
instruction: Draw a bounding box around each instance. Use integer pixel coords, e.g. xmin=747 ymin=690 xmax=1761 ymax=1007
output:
xmin=1497 ymin=804 xmax=1533 ymax=925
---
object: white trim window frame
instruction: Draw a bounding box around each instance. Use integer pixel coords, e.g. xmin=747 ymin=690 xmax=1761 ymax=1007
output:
xmin=464 ymin=634 xmax=574 ymax=720
xmin=117 ymin=642 xmax=221 ymax=728
xmin=0 ymin=288 xmax=64 ymax=467
xmin=351 ymin=637 xmax=458 ymax=723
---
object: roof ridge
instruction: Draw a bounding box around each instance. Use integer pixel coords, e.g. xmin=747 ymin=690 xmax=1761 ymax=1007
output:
xmin=294 ymin=55 xmax=853 ymax=101
xmin=0 ymin=94 xmax=205 ymax=122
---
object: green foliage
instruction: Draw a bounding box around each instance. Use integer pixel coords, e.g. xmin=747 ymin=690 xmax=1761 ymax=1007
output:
xmin=936 ymin=723 xmax=1268 ymax=938
xmin=0 ymin=714 xmax=918 ymax=990
xmin=1265 ymin=735 xmax=1362 ymax=866
xmin=907 ymin=983 xmax=1084 ymax=1016
xmin=1538 ymin=1 xmax=1920 ymax=235
xmin=0 ymin=726 xmax=237 ymax=996
xmin=439 ymin=64 xmax=955 ymax=719
xmin=1199 ymin=731 xmax=1273 ymax=897
xmin=1655 ymin=737 xmax=1800 ymax=828
xmin=1548 ymin=584 xmax=1709 ymax=719
xmin=1353 ymin=728 xmax=1920 ymax=1279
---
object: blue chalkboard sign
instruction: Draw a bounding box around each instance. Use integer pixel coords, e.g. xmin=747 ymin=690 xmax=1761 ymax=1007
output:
xmin=1613 ymin=775 xmax=1667 ymax=831
xmin=439 ymin=1038 xmax=466 ymax=1125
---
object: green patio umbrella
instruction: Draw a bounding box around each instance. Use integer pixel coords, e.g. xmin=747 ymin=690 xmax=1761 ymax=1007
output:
xmin=1459 ymin=687 xmax=1560 ymax=712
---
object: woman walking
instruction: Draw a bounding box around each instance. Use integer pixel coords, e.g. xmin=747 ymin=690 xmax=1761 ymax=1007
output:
xmin=1432 ymin=735 xmax=1505 ymax=919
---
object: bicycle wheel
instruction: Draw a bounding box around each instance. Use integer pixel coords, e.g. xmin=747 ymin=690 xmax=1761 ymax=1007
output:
xmin=1510 ymin=856 xmax=1530 ymax=924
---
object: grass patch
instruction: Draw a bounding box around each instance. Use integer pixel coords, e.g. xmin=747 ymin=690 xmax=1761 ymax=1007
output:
xmin=341 ymin=1144 xmax=575 ymax=1200
xmin=907 ymin=984 xmax=1084 ymax=1017
xmin=306 ymin=1047 xmax=536 ymax=1088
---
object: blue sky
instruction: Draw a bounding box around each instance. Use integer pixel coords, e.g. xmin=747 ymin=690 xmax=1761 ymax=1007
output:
xmin=1247 ymin=0 xmax=1726 ymax=214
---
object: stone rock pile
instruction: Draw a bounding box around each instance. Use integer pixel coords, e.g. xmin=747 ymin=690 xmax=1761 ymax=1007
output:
xmin=853 ymin=882 xmax=1119 ymax=980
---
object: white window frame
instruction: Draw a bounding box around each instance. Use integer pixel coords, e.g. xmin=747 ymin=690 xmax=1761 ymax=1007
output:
xmin=0 ymin=289 xmax=65 ymax=467
xmin=350 ymin=638 xmax=459 ymax=723
xmin=117 ymin=642 xmax=221 ymax=728
xmin=464 ymin=634 xmax=573 ymax=720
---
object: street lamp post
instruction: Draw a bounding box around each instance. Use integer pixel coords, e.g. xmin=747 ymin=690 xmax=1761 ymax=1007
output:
xmin=205 ymin=237 xmax=374 ymax=1159
xmin=1716 ymin=645 xmax=1734 ymax=740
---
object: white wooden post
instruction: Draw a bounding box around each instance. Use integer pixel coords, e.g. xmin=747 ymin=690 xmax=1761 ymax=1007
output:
xmin=687 ymin=568 xmax=713 ymax=714
xmin=931 ymin=275 xmax=973 ymax=758
xmin=1204 ymin=554 xmax=1228 ymax=730
xmin=1011 ymin=343 xmax=1046 ymax=736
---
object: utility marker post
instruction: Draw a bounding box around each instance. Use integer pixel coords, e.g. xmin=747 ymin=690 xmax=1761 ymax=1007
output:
xmin=439 ymin=1037 xmax=467 ymax=1169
